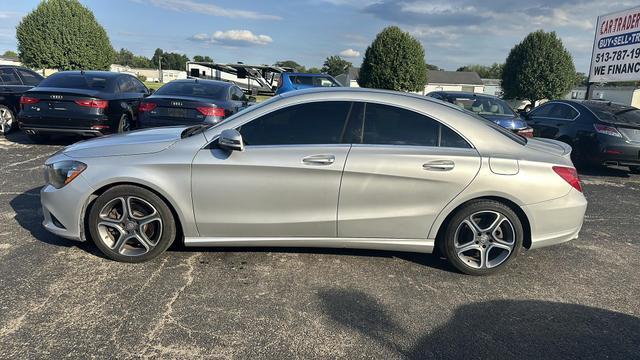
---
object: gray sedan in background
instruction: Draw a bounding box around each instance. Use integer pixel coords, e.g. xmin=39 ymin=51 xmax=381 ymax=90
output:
xmin=40 ymin=88 xmax=587 ymax=275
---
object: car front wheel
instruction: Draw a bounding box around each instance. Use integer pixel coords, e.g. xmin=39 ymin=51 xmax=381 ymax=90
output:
xmin=89 ymin=185 xmax=176 ymax=262
xmin=441 ymin=200 xmax=523 ymax=275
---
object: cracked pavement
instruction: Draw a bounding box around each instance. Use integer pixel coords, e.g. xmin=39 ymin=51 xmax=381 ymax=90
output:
xmin=1 ymin=132 xmax=639 ymax=359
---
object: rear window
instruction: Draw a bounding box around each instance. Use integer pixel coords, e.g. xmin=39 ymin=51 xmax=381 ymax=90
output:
xmin=446 ymin=95 xmax=516 ymax=117
xmin=39 ymin=73 xmax=111 ymax=90
xmin=289 ymin=75 xmax=340 ymax=87
xmin=155 ymin=82 xmax=227 ymax=99
xmin=586 ymin=102 xmax=640 ymax=126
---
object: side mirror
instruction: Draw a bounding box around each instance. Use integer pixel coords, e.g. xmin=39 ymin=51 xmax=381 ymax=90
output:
xmin=147 ymin=88 xmax=155 ymax=96
xmin=218 ymin=129 xmax=244 ymax=152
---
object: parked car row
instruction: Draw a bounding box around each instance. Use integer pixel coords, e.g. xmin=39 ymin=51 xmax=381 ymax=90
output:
xmin=0 ymin=66 xmax=258 ymax=142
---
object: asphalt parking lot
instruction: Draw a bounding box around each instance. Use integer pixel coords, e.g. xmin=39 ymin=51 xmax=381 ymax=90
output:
xmin=1 ymin=132 xmax=639 ymax=359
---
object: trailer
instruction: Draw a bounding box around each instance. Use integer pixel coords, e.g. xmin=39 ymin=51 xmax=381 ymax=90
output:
xmin=186 ymin=62 xmax=292 ymax=95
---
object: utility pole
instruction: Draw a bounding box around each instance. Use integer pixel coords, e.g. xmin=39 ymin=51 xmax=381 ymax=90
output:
xmin=158 ymin=55 xmax=163 ymax=83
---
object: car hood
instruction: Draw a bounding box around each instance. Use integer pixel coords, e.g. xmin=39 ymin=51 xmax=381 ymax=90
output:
xmin=481 ymin=114 xmax=528 ymax=130
xmin=63 ymin=127 xmax=186 ymax=158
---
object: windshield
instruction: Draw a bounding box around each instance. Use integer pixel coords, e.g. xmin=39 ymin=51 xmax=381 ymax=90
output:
xmin=445 ymin=95 xmax=516 ymax=117
xmin=585 ymin=102 xmax=640 ymax=126
xmin=39 ymin=73 xmax=111 ymax=90
xmin=155 ymin=81 xmax=228 ymax=100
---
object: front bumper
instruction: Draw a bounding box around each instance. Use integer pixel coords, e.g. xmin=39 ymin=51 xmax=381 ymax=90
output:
xmin=523 ymin=188 xmax=588 ymax=249
xmin=41 ymin=174 xmax=94 ymax=241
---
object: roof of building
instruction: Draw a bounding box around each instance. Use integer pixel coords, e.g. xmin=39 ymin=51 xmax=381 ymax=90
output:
xmin=427 ymin=70 xmax=483 ymax=85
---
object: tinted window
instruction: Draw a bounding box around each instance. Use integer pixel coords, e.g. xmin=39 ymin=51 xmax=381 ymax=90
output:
xmin=230 ymin=87 xmax=244 ymax=101
xmin=529 ymin=104 xmax=554 ymax=117
xmin=586 ymin=102 xmax=640 ymax=126
xmin=155 ymin=81 xmax=227 ymax=100
xmin=39 ymin=73 xmax=111 ymax=90
xmin=549 ymin=104 xmax=578 ymax=119
xmin=363 ymin=103 xmax=440 ymax=146
xmin=118 ymin=77 xmax=136 ymax=93
xmin=440 ymin=125 xmax=471 ymax=148
xmin=445 ymin=95 xmax=516 ymax=117
xmin=0 ymin=68 xmax=22 ymax=85
xmin=16 ymin=69 xmax=42 ymax=86
xmin=239 ymin=101 xmax=351 ymax=145
xmin=130 ymin=77 xmax=148 ymax=93
xmin=289 ymin=75 xmax=340 ymax=87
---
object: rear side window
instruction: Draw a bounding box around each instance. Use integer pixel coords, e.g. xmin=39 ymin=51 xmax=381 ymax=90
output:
xmin=155 ymin=81 xmax=227 ymax=100
xmin=289 ymin=75 xmax=339 ymax=87
xmin=0 ymin=68 xmax=22 ymax=85
xmin=361 ymin=103 xmax=470 ymax=148
xmin=39 ymin=73 xmax=111 ymax=90
xmin=16 ymin=69 xmax=42 ymax=86
xmin=239 ymin=101 xmax=351 ymax=145
xmin=118 ymin=77 xmax=136 ymax=93
xmin=549 ymin=104 xmax=578 ymax=120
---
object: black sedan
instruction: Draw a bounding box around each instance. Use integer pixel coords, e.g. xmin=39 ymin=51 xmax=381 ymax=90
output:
xmin=137 ymin=79 xmax=254 ymax=128
xmin=18 ymin=70 xmax=150 ymax=142
xmin=0 ymin=65 xmax=43 ymax=135
xmin=524 ymin=100 xmax=640 ymax=173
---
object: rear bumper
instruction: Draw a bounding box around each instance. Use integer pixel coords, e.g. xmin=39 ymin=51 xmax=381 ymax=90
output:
xmin=585 ymin=136 xmax=640 ymax=166
xmin=523 ymin=188 xmax=588 ymax=249
xmin=18 ymin=114 xmax=113 ymax=136
xmin=20 ymin=125 xmax=104 ymax=136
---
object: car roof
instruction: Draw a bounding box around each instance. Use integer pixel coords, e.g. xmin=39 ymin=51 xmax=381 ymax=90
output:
xmin=172 ymin=78 xmax=234 ymax=87
xmin=430 ymin=91 xmax=498 ymax=99
xmin=49 ymin=70 xmax=123 ymax=78
xmin=283 ymin=72 xmax=332 ymax=77
xmin=0 ymin=65 xmax=38 ymax=71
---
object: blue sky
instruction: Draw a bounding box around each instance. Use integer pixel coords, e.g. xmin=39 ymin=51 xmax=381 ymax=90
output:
xmin=0 ymin=0 xmax=638 ymax=72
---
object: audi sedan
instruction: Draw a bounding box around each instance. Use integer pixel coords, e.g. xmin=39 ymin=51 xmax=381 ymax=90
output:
xmin=40 ymin=88 xmax=587 ymax=275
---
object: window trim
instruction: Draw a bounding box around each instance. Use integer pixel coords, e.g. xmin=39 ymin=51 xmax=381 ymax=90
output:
xmin=0 ymin=68 xmax=24 ymax=86
xmin=530 ymin=101 xmax=580 ymax=122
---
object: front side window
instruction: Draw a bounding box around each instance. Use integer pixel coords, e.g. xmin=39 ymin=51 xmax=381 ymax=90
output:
xmin=239 ymin=101 xmax=352 ymax=145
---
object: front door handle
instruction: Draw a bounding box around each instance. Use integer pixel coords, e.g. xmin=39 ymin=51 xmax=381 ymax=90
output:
xmin=423 ymin=160 xmax=455 ymax=171
xmin=302 ymin=154 xmax=335 ymax=165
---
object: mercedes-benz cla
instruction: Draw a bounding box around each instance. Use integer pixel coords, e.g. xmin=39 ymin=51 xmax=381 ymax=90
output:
xmin=41 ymin=88 xmax=587 ymax=275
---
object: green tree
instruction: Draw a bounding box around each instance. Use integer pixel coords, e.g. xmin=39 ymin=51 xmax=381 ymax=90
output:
xmin=306 ymin=67 xmax=322 ymax=74
xmin=151 ymin=48 xmax=188 ymax=71
xmin=574 ymin=72 xmax=588 ymax=87
xmin=193 ymin=55 xmax=213 ymax=62
xmin=359 ymin=26 xmax=427 ymax=91
xmin=322 ymin=56 xmax=352 ymax=76
xmin=502 ymin=30 xmax=575 ymax=102
xmin=275 ymin=60 xmax=306 ymax=72
xmin=115 ymin=48 xmax=134 ymax=66
xmin=2 ymin=50 xmax=17 ymax=58
xmin=16 ymin=0 xmax=115 ymax=70
xmin=131 ymin=55 xmax=152 ymax=68
xmin=457 ymin=63 xmax=503 ymax=78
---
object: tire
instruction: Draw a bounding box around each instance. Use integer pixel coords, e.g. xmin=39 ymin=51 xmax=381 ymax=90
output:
xmin=630 ymin=166 xmax=640 ymax=174
xmin=27 ymin=132 xmax=51 ymax=143
xmin=88 ymin=185 xmax=176 ymax=263
xmin=0 ymin=105 xmax=15 ymax=135
xmin=117 ymin=113 xmax=131 ymax=133
xmin=441 ymin=200 xmax=523 ymax=275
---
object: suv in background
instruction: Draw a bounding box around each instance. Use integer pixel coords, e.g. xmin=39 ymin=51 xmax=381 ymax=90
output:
xmin=275 ymin=73 xmax=341 ymax=95
xmin=0 ymin=65 xmax=44 ymax=135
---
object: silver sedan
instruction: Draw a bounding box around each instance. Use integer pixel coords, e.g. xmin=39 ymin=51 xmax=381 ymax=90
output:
xmin=41 ymin=88 xmax=587 ymax=275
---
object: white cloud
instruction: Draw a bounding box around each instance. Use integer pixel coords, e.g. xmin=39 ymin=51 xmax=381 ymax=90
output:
xmin=134 ymin=0 xmax=281 ymax=20
xmin=191 ymin=30 xmax=273 ymax=46
xmin=339 ymin=48 xmax=360 ymax=57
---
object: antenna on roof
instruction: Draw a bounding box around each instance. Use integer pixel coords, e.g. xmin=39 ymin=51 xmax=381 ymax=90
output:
xmin=80 ymin=69 xmax=85 ymax=75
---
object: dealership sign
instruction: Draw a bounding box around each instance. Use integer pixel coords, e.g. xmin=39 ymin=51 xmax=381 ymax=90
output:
xmin=590 ymin=6 xmax=640 ymax=82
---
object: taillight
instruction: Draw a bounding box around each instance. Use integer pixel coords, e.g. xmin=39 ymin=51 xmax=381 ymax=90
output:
xmin=552 ymin=166 xmax=582 ymax=192
xmin=138 ymin=102 xmax=157 ymax=112
xmin=197 ymin=107 xmax=225 ymax=117
xmin=593 ymin=123 xmax=622 ymax=138
xmin=20 ymin=96 xmax=39 ymax=104
xmin=517 ymin=128 xmax=534 ymax=138
xmin=75 ymin=99 xmax=108 ymax=109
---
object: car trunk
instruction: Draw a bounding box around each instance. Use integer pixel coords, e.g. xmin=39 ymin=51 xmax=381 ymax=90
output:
xmin=20 ymin=87 xmax=107 ymax=128
xmin=140 ymin=95 xmax=225 ymax=127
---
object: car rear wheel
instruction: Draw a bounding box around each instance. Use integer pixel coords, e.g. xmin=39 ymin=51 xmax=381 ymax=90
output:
xmin=0 ymin=105 xmax=15 ymax=135
xmin=89 ymin=185 xmax=176 ymax=262
xmin=441 ymin=200 xmax=523 ymax=275
xmin=117 ymin=114 xmax=131 ymax=133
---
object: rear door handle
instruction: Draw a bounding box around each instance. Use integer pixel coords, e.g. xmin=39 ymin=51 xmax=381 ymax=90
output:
xmin=423 ymin=160 xmax=455 ymax=171
xmin=302 ymin=154 xmax=335 ymax=165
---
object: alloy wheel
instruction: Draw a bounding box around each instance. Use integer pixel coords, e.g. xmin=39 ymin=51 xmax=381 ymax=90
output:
xmin=0 ymin=107 xmax=13 ymax=134
xmin=97 ymin=196 xmax=163 ymax=256
xmin=453 ymin=210 xmax=516 ymax=269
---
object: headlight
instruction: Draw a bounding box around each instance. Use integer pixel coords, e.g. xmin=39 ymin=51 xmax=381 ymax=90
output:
xmin=44 ymin=160 xmax=87 ymax=189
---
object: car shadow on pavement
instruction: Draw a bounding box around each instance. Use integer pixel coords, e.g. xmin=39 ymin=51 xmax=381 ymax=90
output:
xmin=318 ymin=288 xmax=640 ymax=359
xmin=5 ymin=130 xmax=82 ymax=146
xmin=170 ymin=244 xmax=457 ymax=273
xmin=577 ymin=164 xmax=632 ymax=178
xmin=10 ymin=187 xmax=106 ymax=258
